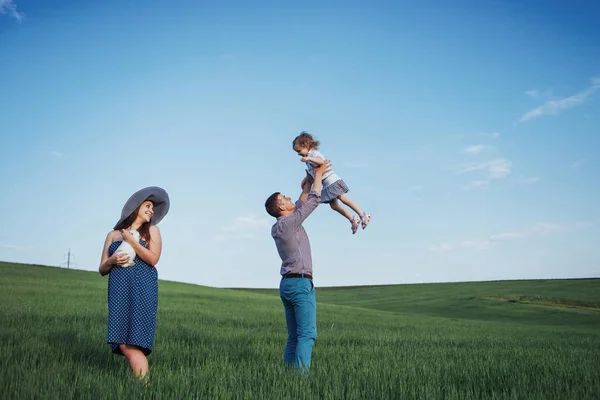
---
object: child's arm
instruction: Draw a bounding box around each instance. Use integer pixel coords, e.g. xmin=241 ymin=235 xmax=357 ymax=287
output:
xmin=300 ymin=156 xmax=324 ymax=165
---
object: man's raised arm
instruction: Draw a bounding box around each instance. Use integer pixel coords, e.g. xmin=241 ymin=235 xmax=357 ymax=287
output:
xmin=299 ymin=170 xmax=313 ymax=203
xmin=289 ymin=160 xmax=331 ymax=227
xmin=311 ymin=160 xmax=329 ymax=196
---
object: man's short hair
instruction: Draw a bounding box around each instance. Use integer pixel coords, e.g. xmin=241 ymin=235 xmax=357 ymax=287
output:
xmin=265 ymin=192 xmax=282 ymax=218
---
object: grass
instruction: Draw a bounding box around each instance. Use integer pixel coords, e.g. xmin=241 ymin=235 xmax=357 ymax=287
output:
xmin=1 ymin=261 xmax=600 ymax=399
xmin=248 ymin=278 xmax=600 ymax=329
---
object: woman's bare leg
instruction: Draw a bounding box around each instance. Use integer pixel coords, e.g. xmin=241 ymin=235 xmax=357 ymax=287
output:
xmin=119 ymin=344 xmax=149 ymax=379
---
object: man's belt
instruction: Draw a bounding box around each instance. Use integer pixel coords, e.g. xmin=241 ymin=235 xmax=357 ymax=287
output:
xmin=282 ymin=273 xmax=313 ymax=280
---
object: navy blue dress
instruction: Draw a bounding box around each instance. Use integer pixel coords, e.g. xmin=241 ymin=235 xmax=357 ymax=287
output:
xmin=107 ymin=239 xmax=158 ymax=356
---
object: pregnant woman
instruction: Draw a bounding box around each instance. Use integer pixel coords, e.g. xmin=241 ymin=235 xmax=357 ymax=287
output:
xmin=98 ymin=186 xmax=170 ymax=383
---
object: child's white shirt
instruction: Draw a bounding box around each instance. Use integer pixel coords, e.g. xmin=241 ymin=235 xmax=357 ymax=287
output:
xmin=306 ymin=149 xmax=340 ymax=185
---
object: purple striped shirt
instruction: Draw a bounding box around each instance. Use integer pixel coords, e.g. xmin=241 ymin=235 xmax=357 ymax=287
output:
xmin=271 ymin=191 xmax=321 ymax=277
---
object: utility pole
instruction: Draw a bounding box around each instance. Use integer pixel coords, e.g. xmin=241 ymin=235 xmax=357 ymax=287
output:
xmin=60 ymin=249 xmax=78 ymax=269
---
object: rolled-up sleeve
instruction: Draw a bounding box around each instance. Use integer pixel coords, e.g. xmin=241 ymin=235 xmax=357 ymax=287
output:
xmin=288 ymin=191 xmax=321 ymax=228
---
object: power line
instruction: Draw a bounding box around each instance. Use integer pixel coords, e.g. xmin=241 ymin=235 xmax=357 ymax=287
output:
xmin=60 ymin=248 xmax=78 ymax=269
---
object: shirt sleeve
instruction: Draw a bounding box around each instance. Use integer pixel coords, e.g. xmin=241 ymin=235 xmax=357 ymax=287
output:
xmin=287 ymin=190 xmax=321 ymax=227
xmin=308 ymin=149 xmax=324 ymax=160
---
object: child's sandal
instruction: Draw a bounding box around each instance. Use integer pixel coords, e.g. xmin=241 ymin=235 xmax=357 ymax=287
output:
xmin=351 ymin=216 xmax=360 ymax=234
xmin=360 ymin=212 xmax=371 ymax=229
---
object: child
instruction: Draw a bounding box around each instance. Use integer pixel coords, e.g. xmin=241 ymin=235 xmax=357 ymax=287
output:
xmin=292 ymin=131 xmax=371 ymax=234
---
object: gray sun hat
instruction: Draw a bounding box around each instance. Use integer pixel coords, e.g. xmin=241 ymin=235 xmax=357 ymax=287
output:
xmin=113 ymin=186 xmax=170 ymax=229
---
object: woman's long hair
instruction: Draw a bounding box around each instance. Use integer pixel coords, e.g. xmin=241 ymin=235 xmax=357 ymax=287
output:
xmin=113 ymin=202 xmax=152 ymax=245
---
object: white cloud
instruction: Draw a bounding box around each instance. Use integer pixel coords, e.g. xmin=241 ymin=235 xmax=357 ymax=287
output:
xmin=481 ymin=132 xmax=500 ymax=138
xmin=429 ymin=239 xmax=491 ymax=252
xmin=520 ymin=78 xmax=600 ymax=122
xmin=466 ymin=180 xmax=489 ymax=189
xmin=460 ymin=240 xmax=493 ymax=251
xmin=0 ymin=0 xmax=24 ymax=21
xmin=214 ymin=214 xmax=270 ymax=242
xmin=525 ymin=89 xmax=540 ymax=97
xmin=525 ymin=89 xmax=553 ymax=99
xmin=430 ymin=221 xmax=593 ymax=252
xmin=571 ymin=158 xmax=587 ymax=170
xmin=463 ymin=144 xmax=487 ymax=155
xmin=0 ymin=241 xmax=26 ymax=251
xmin=461 ymin=158 xmax=512 ymax=188
xmin=461 ymin=159 xmax=512 ymax=178
xmin=488 ymin=222 xmax=561 ymax=241
xmin=516 ymin=177 xmax=540 ymax=184
xmin=51 ymin=151 xmax=64 ymax=158
xmin=221 ymin=215 xmax=269 ymax=230
xmin=429 ymin=243 xmax=453 ymax=252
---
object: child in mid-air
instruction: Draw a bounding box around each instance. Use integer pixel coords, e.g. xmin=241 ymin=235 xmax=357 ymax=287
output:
xmin=292 ymin=131 xmax=371 ymax=234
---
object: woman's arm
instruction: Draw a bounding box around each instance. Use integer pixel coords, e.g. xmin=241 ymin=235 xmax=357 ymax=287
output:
xmin=99 ymin=231 xmax=133 ymax=275
xmin=99 ymin=232 xmax=117 ymax=276
xmin=121 ymin=225 xmax=163 ymax=266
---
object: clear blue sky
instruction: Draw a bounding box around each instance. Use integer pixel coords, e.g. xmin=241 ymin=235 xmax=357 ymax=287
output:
xmin=1 ymin=0 xmax=599 ymax=288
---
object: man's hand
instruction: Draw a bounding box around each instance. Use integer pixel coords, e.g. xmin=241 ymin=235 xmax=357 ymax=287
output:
xmin=313 ymin=159 xmax=332 ymax=178
xmin=301 ymin=170 xmax=314 ymax=190
xmin=300 ymin=157 xmax=308 ymax=163
xmin=310 ymin=159 xmax=331 ymax=196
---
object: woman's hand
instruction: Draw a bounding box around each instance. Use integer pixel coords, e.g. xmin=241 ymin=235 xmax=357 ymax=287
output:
xmin=111 ymin=251 xmax=131 ymax=267
xmin=120 ymin=230 xmax=137 ymax=246
xmin=99 ymin=231 xmax=133 ymax=276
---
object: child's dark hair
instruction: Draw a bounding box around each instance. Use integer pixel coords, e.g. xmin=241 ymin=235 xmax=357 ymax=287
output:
xmin=292 ymin=131 xmax=320 ymax=150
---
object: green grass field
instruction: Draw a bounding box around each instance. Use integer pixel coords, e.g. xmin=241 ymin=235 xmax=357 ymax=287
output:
xmin=1 ymin=261 xmax=599 ymax=399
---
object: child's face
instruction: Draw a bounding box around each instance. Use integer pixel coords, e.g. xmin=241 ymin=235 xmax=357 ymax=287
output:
xmin=293 ymin=144 xmax=309 ymax=157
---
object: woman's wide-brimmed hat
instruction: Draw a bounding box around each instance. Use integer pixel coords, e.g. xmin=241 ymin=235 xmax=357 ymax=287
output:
xmin=113 ymin=186 xmax=170 ymax=229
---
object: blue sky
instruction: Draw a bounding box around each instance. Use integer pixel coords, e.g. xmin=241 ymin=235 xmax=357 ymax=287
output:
xmin=1 ymin=0 xmax=599 ymax=288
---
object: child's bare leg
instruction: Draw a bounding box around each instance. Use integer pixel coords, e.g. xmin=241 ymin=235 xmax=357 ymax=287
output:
xmin=339 ymin=193 xmax=371 ymax=229
xmin=330 ymin=198 xmax=361 ymax=234
xmin=329 ymin=198 xmax=353 ymax=221
xmin=338 ymin=193 xmax=363 ymax=216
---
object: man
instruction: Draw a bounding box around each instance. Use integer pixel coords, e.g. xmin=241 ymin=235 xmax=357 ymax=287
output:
xmin=264 ymin=160 xmax=331 ymax=373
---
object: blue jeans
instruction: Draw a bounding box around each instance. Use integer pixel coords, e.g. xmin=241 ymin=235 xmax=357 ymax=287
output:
xmin=279 ymin=277 xmax=317 ymax=372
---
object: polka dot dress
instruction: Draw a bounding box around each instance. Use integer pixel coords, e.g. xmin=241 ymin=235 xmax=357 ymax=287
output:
xmin=107 ymin=239 xmax=158 ymax=356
